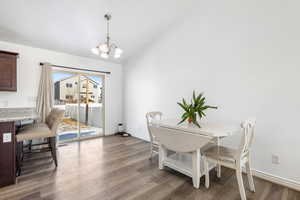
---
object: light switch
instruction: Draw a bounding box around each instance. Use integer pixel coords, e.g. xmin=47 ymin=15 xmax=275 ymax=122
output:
xmin=3 ymin=133 xmax=12 ymax=143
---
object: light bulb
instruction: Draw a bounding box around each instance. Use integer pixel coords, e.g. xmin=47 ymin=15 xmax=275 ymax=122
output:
xmin=91 ymin=47 xmax=99 ymax=55
xmin=100 ymin=53 xmax=109 ymax=59
xmin=114 ymin=47 xmax=123 ymax=55
xmin=99 ymin=44 xmax=109 ymax=53
xmin=114 ymin=53 xmax=121 ymax=58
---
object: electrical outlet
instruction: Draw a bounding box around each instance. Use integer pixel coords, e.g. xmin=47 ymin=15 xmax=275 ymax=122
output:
xmin=3 ymin=133 xmax=12 ymax=143
xmin=272 ymin=154 xmax=279 ymax=164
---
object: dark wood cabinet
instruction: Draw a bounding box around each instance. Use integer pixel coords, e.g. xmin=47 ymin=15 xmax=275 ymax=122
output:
xmin=0 ymin=122 xmax=16 ymax=187
xmin=0 ymin=51 xmax=19 ymax=91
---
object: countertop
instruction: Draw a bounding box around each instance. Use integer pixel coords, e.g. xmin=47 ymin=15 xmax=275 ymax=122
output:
xmin=0 ymin=108 xmax=39 ymax=122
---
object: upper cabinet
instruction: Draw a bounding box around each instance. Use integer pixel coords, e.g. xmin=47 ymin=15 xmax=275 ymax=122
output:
xmin=0 ymin=51 xmax=19 ymax=91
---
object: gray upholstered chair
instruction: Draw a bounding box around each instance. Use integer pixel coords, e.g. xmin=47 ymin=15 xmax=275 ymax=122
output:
xmin=146 ymin=111 xmax=162 ymax=159
xmin=16 ymin=108 xmax=65 ymax=175
xmin=203 ymin=119 xmax=256 ymax=200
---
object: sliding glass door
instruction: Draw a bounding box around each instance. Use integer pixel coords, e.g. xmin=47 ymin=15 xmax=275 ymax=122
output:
xmin=52 ymin=70 xmax=105 ymax=143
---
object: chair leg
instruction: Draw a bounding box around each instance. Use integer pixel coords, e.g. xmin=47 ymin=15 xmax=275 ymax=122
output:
xmin=149 ymin=144 xmax=153 ymax=160
xmin=217 ymin=164 xmax=221 ymax=178
xmin=28 ymin=140 xmax=32 ymax=152
xmin=203 ymin=156 xmax=210 ymax=188
xmin=236 ymin=166 xmax=247 ymax=200
xmin=16 ymin=141 xmax=23 ymax=176
xmin=216 ymin=138 xmax=221 ymax=178
xmin=49 ymin=137 xmax=58 ymax=167
xmin=246 ymin=159 xmax=255 ymax=192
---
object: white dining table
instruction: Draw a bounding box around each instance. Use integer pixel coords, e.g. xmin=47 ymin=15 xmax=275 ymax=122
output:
xmin=153 ymin=119 xmax=240 ymax=137
xmin=150 ymin=119 xmax=240 ymax=188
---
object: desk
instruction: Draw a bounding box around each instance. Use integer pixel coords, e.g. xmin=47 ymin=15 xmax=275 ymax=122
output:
xmin=150 ymin=119 xmax=240 ymax=188
xmin=0 ymin=108 xmax=39 ymax=187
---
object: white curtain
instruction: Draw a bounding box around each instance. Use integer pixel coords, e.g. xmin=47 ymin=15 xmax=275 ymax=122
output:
xmin=36 ymin=63 xmax=53 ymax=122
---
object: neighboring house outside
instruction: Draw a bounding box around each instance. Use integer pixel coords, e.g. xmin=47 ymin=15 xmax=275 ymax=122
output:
xmin=54 ymin=75 xmax=102 ymax=104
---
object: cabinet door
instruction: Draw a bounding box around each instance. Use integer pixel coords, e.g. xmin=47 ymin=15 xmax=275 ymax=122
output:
xmin=0 ymin=122 xmax=15 ymax=187
xmin=0 ymin=53 xmax=17 ymax=91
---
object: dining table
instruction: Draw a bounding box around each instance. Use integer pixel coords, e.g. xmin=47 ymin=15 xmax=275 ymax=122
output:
xmin=149 ymin=119 xmax=241 ymax=188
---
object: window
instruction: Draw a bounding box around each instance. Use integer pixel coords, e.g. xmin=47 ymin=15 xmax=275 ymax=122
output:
xmin=66 ymin=83 xmax=73 ymax=88
xmin=93 ymin=85 xmax=97 ymax=89
xmin=91 ymin=95 xmax=95 ymax=98
xmin=82 ymin=84 xmax=86 ymax=88
xmin=65 ymin=95 xmax=73 ymax=99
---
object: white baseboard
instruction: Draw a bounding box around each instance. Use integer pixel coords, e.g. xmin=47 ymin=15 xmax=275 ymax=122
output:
xmin=230 ymin=166 xmax=300 ymax=192
xmin=252 ymin=169 xmax=300 ymax=192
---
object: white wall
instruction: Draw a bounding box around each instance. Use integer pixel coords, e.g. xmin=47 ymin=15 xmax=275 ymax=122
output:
xmin=0 ymin=41 xmax=123 ymax=135
xmin=124 ymin=0 xmax=300 ymax=183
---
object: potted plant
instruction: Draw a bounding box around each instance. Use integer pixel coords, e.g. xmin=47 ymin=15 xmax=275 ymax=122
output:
xmin=177 ymin=91 xmax=217 ymax=127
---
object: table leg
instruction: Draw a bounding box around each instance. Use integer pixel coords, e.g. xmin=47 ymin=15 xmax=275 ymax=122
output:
xmin=192 ymin=149 xmax=201 ymax=188
xmin=159 ymin=144 xmax=166 ymax=170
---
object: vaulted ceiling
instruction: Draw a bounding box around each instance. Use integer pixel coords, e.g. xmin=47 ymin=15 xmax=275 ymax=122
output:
xmin=0 ymin=0 xmax=196 ymax=63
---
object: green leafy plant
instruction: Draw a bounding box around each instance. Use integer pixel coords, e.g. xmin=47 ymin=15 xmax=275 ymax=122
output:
xmin=177 ymin=91 xmax=218 ymax=128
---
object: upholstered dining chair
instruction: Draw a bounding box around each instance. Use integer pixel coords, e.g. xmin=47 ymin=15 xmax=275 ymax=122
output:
xmin=16 ymin=108 xmax=65 ymax=175
xmin=203 ymin=119 xmax=256 ymax=200
xmin=146 ymin=111 xmax=163 ymax=159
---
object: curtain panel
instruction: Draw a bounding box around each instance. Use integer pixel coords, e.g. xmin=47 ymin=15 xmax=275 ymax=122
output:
xmin=36 ymin=63 xmax=53 ymax=122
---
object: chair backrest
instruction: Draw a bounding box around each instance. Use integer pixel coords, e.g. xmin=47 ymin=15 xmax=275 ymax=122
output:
xmin=46 ymin=108 xmax=65 ymax=135
xmin=146 ymin=111 xmax=162 ymax=142
xmin=236 ymin=119 xmax=256 ymax=159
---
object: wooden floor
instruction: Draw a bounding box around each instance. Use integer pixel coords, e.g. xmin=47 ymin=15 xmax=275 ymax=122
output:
xmin=0 ymin=136 xmax=299 ymax=200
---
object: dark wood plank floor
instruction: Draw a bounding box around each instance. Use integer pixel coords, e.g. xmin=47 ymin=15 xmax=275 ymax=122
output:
xmin=0 ymin=136 xmax=299 ymax=200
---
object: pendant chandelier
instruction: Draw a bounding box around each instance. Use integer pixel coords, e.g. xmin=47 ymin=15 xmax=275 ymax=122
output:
xmin=91 ymin=14 xmax=123 ymax=59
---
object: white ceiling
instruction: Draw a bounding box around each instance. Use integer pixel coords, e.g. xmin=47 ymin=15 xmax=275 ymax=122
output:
xmin=0 ymin=0 xmax=196 ymax=63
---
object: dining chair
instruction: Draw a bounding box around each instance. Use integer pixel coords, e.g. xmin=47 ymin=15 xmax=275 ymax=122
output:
xmin=203 ymin=119 xmax=256 ymax=200
xmin=16 ymin=108 xmax=65 ymax=175
xmin=146 ymin=111 xmax=163 ymax=159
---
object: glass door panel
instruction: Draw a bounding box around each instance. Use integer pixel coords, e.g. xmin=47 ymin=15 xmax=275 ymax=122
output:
xmin=79 ymin=74 xmax=104 ymax=139
xmin=52 ymin=72 xmax=80 ymax=142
